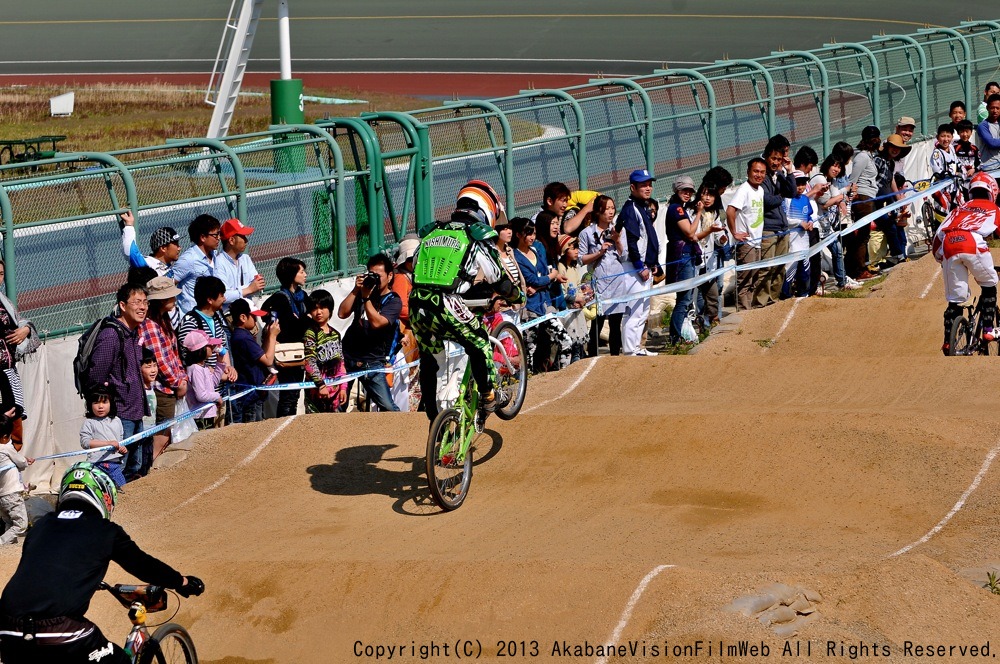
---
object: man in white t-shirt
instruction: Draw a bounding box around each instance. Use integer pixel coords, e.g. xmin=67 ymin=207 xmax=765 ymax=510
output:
xmin=727 ymin=158 xmax=766 ymax=310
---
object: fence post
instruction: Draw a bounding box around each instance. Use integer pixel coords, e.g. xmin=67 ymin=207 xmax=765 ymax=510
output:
xmin=917 ymin=27 xmax=972 ymax=115
xmin=591 ymin=78 xmax=654 ymax=174
xmin=164 ymin=138 xmax=247 ymax=221
xmin=444 ymin=100 xmax=515 ymax=214
xmin=863 ymin=35 xmax=928 ymax=137
xmin=0 ymin=185 xmax=12 ymax=304
xmin=359 ymin=111 xmax=431 ymax=238
xmin=826 ymin=43 xmax=881 ymax=127
xmin=769 ymin=50 xmax=831 ymax=156
xmin=518 ymin=89 xmax=588 ymax=189
xmin=316 ymin=118 xmax=386 ymax=258
xmin=269 ymin=123 xmax=350 ymax=271
xmin=718 ymin=59 xmax=777 ymax=137
xmin=652 ymin=69 xmax=718 ymax=167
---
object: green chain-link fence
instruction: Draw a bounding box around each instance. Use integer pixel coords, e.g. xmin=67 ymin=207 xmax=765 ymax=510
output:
xmin=2 ymin=20 xmax=998 ymax=338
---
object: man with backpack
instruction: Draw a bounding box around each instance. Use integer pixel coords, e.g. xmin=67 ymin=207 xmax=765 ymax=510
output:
xmin=80 ymin=283 xmax=150 ymax=481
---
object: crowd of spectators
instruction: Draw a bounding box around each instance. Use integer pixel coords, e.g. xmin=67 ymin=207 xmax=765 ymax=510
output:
xmin=3 ymin=80 xmax=1000 ymax=542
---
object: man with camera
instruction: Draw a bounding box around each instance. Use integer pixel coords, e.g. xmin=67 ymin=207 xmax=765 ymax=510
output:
xmin=337 ymin=254 xmax=403 ymax=412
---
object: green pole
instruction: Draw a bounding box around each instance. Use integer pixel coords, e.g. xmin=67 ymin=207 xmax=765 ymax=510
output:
xmin=270 ymin=79 xmax=306 ymax=172
xmin=0 ymin=185 xmax=13 ymax=304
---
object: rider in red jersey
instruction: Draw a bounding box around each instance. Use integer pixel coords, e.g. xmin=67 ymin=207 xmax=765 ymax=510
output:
xmin=932 ymin=171 xmax=1000 ymax=354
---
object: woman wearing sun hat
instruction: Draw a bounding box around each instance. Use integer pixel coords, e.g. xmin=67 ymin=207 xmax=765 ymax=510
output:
xmin=137 ymin=276 xmax=186 ymax=460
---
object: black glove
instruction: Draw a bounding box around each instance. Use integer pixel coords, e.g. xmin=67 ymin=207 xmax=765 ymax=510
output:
xmin=177 ymin=576 xmax=205 ymax=598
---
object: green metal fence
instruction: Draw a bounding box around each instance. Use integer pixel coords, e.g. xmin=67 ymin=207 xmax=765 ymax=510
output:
xmin=2 ymin=20 xmax=998 ymax=338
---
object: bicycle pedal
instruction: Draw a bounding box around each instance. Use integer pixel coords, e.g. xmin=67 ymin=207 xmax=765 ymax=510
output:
xmin=498 ymin=393 xmax=510 ymax=408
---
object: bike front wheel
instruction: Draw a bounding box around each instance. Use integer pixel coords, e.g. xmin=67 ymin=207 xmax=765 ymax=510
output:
xmin=491 ymin=321 xmax=528 ymax=421
xmin=139 ymin=623 xmax=198 ymax=664
xmin=948 ymin=316 xmax=972 ymax=356
xmin=426 ymin=408 xmax=473 ymax=510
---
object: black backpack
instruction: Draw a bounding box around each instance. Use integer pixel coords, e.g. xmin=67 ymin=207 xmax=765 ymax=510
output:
xmin=73 ymin=317 xmax=126 ymax=397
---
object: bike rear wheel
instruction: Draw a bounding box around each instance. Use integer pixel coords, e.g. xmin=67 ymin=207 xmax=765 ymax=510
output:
xmin=426 ymin=408 xmax=472 ymax=510
xmin=491 ymin=321 xmax=528 ymax=421
xmin=948 ymin=316 xmax=972 ymax=356
xmin=139 ymin=623 xmax=198 ymax=664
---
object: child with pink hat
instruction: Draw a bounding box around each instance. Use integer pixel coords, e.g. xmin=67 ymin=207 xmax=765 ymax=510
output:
xmin=182 ymin=330 xmax=226 ymax=430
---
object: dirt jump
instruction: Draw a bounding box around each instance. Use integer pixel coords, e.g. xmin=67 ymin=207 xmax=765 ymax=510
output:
xmin=4 ymin=251 xmax=1000 ymax=663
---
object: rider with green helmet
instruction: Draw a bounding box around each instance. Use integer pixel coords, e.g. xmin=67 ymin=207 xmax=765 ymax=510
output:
xmin=410 ymin=180 xmax=524 ymax=421
xmin=0 ymin=462 xmax=203 ymax=664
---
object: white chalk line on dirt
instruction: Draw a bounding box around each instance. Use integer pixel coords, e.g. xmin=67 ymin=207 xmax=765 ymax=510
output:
xmin=919 ymin=270 xmax=937 ymax=299
xmin=594 ymin=565 xmax=676 ymax=664
xmin=889 ymin=443 xmax=1000 ymax=558
xmin=154 ymin=415 xmax=298 ymax=521
xmin=523 ymin=356 xmax=599 ymax=414
xmin=768 ymin=297 xmax=802 ymax=348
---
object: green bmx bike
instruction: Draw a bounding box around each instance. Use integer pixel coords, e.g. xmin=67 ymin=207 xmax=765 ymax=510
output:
xmin=425 ymin=308 xmax=528 ymax=510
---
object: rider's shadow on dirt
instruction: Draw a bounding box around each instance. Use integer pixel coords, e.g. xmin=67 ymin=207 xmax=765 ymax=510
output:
xmin=305 ymin=430 xmax=504 ymax=516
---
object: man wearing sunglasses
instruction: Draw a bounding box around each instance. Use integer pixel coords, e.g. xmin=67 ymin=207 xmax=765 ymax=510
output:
xmin=173 ymin=214 xmax=223 ymax=316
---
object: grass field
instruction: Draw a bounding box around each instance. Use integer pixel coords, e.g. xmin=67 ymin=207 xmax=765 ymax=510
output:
xmin=0 ymin=83 xmax=430 ymax=154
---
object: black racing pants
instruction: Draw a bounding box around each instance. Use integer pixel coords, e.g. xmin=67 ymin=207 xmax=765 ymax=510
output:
xmin=1 ymin=626 xmax=129 ymax=664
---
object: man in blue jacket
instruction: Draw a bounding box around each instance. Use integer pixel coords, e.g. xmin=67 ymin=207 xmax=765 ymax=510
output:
xmin=617 ymin=169 xmax=662 ymax=356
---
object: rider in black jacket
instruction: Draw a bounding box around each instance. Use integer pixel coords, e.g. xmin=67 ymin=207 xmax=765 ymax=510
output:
xmin=0 ymin=462 xmax=203 ymax=664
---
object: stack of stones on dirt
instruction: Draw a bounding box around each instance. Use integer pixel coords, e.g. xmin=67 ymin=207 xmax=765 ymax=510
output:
xmin=724 ymin=583 xmax=822 ymax=637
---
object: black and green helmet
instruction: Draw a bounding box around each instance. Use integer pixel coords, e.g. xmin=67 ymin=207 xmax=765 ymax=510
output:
xmin=58 ymin=462 xmax=119 ymax=520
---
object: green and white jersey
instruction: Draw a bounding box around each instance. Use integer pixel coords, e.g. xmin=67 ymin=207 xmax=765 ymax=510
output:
xmin=412 ymin=220 xmax=506 ymax=294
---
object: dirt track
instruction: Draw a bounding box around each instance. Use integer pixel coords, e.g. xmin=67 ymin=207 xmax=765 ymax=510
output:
xmin=5 ymin=252 xmax=1000 ymax=663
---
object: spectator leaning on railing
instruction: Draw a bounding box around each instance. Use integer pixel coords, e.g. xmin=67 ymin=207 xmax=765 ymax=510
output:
xmin=512 ymin=217 xmax=572 ymax=371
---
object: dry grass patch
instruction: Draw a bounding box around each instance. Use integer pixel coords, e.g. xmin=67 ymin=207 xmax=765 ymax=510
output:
xmin=0 ymin=83 xmax=429 ymax=153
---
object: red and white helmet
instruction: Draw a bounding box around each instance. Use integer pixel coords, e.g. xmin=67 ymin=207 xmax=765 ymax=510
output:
xmin=456 ymin=180 xmax=507 ymax=227
xmin=969 ymin=172 xmax=999 ymax=202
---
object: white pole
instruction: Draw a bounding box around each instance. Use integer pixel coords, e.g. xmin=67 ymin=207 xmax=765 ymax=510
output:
xmin=278 ymin=0 xmax=292 ymax=80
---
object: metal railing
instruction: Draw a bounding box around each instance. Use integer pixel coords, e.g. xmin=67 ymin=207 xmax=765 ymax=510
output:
xmin=2 ymin=20 xmax=998 ymax=337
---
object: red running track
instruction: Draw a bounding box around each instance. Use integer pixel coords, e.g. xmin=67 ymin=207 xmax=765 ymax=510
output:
xmin=0 ymin=72 xmax=594 ymax=98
